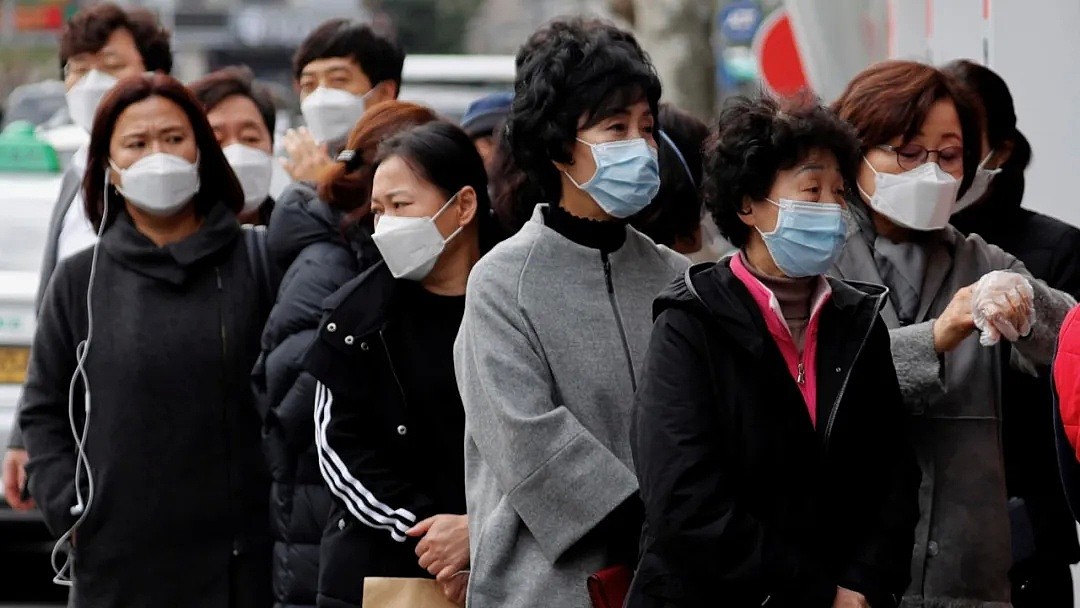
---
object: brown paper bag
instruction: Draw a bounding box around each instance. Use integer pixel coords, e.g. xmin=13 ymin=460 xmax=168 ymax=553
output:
xmin=362 ymin=577 xmax=459 ymax=608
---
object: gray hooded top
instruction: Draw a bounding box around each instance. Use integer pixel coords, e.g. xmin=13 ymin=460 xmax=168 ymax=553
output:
xmin=454 ymin=205 xmax=688 ymax=608
xmin=832 ymin=203 xmax=1076 ymax=608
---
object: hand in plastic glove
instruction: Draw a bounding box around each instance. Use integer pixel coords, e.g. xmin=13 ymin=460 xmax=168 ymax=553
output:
xmin=280 ymin=127 xmax=332 ymax=182
xmin=971 ymin=270 xmax=1036 ymax=346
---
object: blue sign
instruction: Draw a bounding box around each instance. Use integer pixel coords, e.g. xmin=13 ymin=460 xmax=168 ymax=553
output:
xmin=718 ymin=1 xmax=763 ymax=45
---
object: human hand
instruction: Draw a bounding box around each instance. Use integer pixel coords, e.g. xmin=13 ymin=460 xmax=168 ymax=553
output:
xmin=2 ymin=448 xmax=34 ymax=511
xmin=406 ymin=514 xmax=470 ymax=581
xmin=281 ymin=127 xmax=332 ymax=182
xmin=971 ymin=270 xmax=1035 ymax=346
xmin=832 ymin=586 xmax=871 ymax=608
xmin=439 ymin=570 xmax=468 ymax=606
xmin=933 ymin=285 xmax=976 ymax=353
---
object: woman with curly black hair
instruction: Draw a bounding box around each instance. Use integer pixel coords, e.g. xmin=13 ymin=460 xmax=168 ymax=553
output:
xmin=627 ymin=94 xmax=920 ymax=608
xmin=453 ymin=17 xmax=688 ymax=608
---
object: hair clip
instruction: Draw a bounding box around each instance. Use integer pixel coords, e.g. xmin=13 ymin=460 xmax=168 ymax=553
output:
xmin=336 ymin=149 xmax=357 ymax=163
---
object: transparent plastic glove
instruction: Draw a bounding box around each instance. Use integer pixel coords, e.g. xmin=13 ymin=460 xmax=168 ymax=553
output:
xmin=971 ymin=270 xmax=1036 ymax=346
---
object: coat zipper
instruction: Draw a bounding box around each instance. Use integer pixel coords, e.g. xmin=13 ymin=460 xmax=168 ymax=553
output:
xmin=602 ymin=253 xmax=637 ymax=392
xmin=215 ymin=267 xmax=239 ymax=555
xmin=823 ymin=294 xmax=883 ymax=451
xmin=378 ymin=329 xmax=410 ymax=412
xmin=796 ymin=361 xmax=805 ymax=385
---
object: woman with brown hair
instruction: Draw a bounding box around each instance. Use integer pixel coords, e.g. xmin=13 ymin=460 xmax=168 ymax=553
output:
xmin=830 ymin=60 xmax=1076 ymax=607
xmin=20 ymin=72 xmax=271 ymax=607
xmin=251 ymin=100 xmax=437 ymax=608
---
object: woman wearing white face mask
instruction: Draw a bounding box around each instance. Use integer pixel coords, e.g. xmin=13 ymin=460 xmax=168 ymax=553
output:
xmin=191 ymin=66 xmax=280 ymax=226
xmin=251 ymin=100 xmax=438 ymax=608
xmin=19 ymin=73 xmax=273 ymax=607
xmin=453 ymin=18 xmax=689 ymax=608
xmin=303 ymin=121 xmax=498 ymax=608
xmin=831 ymin=61 xmax=1076 ymax=608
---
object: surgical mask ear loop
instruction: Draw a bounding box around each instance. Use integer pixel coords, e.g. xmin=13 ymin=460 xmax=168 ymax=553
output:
xmin=50 ymin=169 xmax=108 ymax=587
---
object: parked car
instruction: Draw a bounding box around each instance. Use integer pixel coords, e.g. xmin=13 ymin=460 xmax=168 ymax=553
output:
xmin=2 ymin=80 xmax=67 ymax=130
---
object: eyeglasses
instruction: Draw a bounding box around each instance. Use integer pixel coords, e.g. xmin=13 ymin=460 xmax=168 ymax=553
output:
xmin=877 ymin=143 xmax=964 ymax=172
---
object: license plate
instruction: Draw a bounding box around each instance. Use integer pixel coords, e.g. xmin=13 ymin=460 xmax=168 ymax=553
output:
xmin=0 ymin=346 xmax=30 ymax=384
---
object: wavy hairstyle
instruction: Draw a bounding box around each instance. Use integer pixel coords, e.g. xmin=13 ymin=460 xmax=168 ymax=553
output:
xmin=82 ymin=73 xmax=244 ymax=229
xmin=703 ymin=94 xmax=861 ymax=248
xmin=506 ymin=17 xmax=661 ymax=207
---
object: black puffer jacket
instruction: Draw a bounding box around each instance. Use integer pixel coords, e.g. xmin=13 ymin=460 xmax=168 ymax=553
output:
xmin=252 ymin=183 xmax=375 ymax=608
xmin=628 ymin=260 xmax=921 ymax=608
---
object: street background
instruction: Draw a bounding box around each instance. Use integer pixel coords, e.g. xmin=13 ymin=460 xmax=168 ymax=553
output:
xmin=3 ymin=0 xmax=1080 ymax=604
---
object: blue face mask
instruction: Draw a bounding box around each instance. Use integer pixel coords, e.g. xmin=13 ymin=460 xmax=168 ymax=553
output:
xmin=565 ymin=137 xmax=660 ymax=218
xmin=757 ymin=198 xmax=848 ymax=278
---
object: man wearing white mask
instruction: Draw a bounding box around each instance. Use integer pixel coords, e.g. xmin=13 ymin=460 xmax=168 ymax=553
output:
xmin=282 ymin=19 xmax=404 ymax=183
xmin=190 ymin=66 xmax=279 ymax=225
xmin=831 ymin=60 xmax=1076 ymax=608
xmin=1 ymin=2 xmax=171 ymax=514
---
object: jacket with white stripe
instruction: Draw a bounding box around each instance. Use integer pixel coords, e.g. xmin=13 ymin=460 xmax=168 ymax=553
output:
xmin=303 ymin=261 xmax=465 ymax=608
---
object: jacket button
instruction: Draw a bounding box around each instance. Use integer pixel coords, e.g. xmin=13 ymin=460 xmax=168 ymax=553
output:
xmin=360 ymin=342 xmax=370 ymax=352
xmin=927 ymin=540 xmax=940 ymax=557
xmin=344 ymin=336 xmax=355 ymax=346
xmin=397 ymin=425 xmax=408 ymax=436
xmin=835 ymin=367 xmax=842 ymax=373
xmin=338 ymin=518 xmax=346 ymax=530
xmin=326 ymin=322 xmax=338 ymax=333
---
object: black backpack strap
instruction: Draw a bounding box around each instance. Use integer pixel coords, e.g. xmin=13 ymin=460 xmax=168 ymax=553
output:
xmin=242 ymin=224 xmax=276 ymax=316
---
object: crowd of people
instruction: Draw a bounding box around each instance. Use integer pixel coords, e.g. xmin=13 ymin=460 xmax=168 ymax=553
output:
xmin=6 ymin=3 xmax=1080 ymax=608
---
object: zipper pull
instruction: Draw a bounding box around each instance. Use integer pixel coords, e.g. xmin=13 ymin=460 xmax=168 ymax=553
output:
xmin=797 ymin=362 xmax=805 ymax=385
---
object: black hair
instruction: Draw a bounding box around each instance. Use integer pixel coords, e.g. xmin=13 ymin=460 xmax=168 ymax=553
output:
xmin=507 ymin=17 xmax=661 ymax=205
xmin=942 ymin=59 xmax=1032 ymax=172
xmin=292 ymin=19 xmax=405 ymax=88
xmin=376 ymin=121 xmax=500 ymax=253
xmin=60 ymin=3 xmax=172 ymax=75
xmin=943 ymin=59 xmax=1033 ymax=214
xmin=703 ymin=94 xmax=861 ymax=248
xmin=630 ymin=103 xmax=709 ymax=248
xmin=188 ymin=66 xmax=277 ymax=135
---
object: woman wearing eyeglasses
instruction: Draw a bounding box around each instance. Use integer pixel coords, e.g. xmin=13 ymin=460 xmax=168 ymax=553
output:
xmin=831 ymin=61 xmax=1076 ymax=607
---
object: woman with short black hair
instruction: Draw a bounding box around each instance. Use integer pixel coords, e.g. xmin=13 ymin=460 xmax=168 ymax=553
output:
xmin=454 ymin=17 xmax=688 ymax=608
xmin=628 ymin=94 xmax=919 ymax=608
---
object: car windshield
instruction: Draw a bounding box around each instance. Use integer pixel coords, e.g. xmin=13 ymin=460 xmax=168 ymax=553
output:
xmin=0 ymin=175 xmax=62 ymax=273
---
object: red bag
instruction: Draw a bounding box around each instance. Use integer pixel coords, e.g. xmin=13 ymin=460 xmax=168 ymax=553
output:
xmin=587 ymin=565 xmax=633 ymax=608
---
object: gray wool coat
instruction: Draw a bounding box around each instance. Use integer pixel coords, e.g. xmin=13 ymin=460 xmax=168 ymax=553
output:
xmin=832 ymin=206 xmax=1075 ymax=608
xmin=454 ymin=206 xmax=688 ymax=608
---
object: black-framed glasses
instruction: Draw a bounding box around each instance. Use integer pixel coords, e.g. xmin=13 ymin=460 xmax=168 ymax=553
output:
xmin=877 ymin=143 xmax=964 ymax=172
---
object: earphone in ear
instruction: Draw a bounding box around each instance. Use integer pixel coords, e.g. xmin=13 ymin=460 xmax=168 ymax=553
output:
xmin=50 ymin=168 xmax=109 ymax=587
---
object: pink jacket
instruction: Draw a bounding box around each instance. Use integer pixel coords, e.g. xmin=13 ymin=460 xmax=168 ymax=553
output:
xmin=730 ymin=254 xmax=832 ymax=426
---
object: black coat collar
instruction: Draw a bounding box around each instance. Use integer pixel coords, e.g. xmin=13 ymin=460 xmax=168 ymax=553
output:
xmin=100 ymin=204 xmax=240 ymax=285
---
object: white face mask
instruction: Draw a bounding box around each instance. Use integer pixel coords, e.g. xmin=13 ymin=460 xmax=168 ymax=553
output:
xmin=372 ymin=192 xmax=464 ymax=281
xmin=300 ymin=86 xmax=371 ymax=143
xmin=66 ymin=70 xmax=119 ymax=133
xmin=953 ymin=151 xmax=1002 ymax=214
xmin=110 ymin=153 xmax=200 ymax=217
xmin=222 ymin=143 xmax=274 ymax=214
xmin=858 ymin=157 xmax=960 ymax=231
